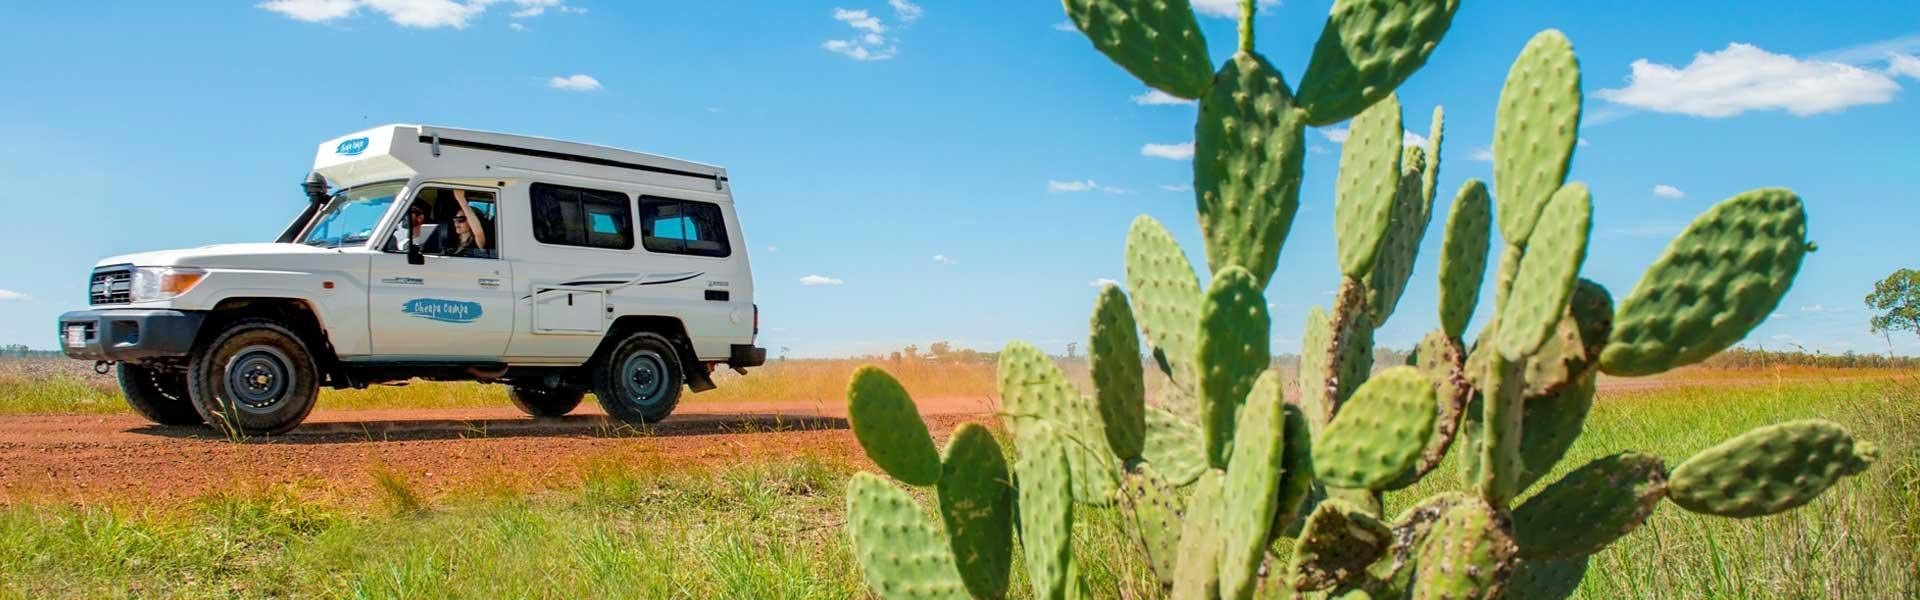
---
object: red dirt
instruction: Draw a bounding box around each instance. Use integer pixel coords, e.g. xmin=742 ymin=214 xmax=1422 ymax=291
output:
xmin=0 ymin=396 xmax=1001 ymax=507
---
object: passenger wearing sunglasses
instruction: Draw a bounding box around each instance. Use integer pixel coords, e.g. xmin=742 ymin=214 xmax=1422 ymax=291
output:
xmin=442 ymin=189 xmax=491 ymax=258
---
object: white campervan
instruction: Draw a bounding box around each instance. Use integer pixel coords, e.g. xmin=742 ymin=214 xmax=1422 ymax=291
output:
xmin=59 ymin=125 xmax=764 ymax=434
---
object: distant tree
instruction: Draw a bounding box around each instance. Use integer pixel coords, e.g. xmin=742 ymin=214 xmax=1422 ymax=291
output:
xmin=1065 ymin=342 xmax=1077 ymax=359
xmin=1865 ymin=268 xmax=1920 ymax=345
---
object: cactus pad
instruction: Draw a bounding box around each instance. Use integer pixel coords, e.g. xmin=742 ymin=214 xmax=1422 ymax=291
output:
xmin=1000 ymin=342 xmax=1122 ymax=505
xmin=1063 ymin=0 xmax=1213 ymax=99
xmin=1299 ymin=306 xmax=1335 ymax=430
xmin=1295 ymin=0 xmax=1460 ymax=126
xmin=1272 ymin=403 xmax=1319 ymax=537
xmin=1492 ymin=29 xmax=1581 ymax=246
xmin=1364 ymin=149 xmax=1433 ymax=325
xmin=1601 ymin=188 xmax=1810 ymax=376
xmin=1017 ymin=426 xmax=1076 ymax=600
xmin=1386 ymin=331 xmax=1469 ymax=490
xmin=1334 ymin=94 xmax=1404 ymax=278
xmin=1119 ymin=461 xmax=1184 ymax=590
xmin=1198 ymin=266 xmax=1271 ymax=467
xmin=846 ymin=473 xmax=971 ymax=600
xmin=1313 ymin=366 xmax=1439 ymax=490
xmin=1220 ymin=372 xmax=1289 ymax=599
xmin=1171 ymin=470 xmax=1226 ymax=599
xmin=1290 ymin=499 xmax=1393 ymax=591
xmin=1143 ymin=405 xmax=1208 ymax=486
xmin=848 ymin=366 xmax=942 ymax=487
xmin=1126 ymin=215 xmax=1205 ymax=388
xmin=1090 ymin=284 xmax=1147 ymax=460
xmin=1495 ymin=182 xmax=1591 ymax=360
xmin=1410 ymin=498 xmax=1517 ymax=600
xmin=936 ymin=424 xmax=1014 ymax=599
xmin=1521 ymin=279 xmax=1612 ymax=397
xmin=1423 ymin=105 xmax=1444 ymax=209
xmin=1668 ymin=419 xmax=1876 ymax=518
xmin=1195 ymin=52 xmax=1307 ymax=288
xmin=1437 ymin=179 xmax=1491 ymax=339
xmin=1513 ymin=452 xmax=1667 ymax=560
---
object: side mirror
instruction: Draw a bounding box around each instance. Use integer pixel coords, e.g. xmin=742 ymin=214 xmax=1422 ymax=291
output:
xmin=405 ymin=223 xmax=439 ymax=265
xmin=407 ymin=242 xmax=425 ymax=265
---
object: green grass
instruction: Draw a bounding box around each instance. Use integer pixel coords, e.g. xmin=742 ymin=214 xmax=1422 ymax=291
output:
xmin=1 ymin=377 xmax=1915 ymax=598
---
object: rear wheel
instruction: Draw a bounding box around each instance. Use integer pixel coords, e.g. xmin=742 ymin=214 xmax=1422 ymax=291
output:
xmin=186 ymin=319 xmax=320 ymax=436
xmin=591 ymin=332 xmax=684 ymax=424
xmin=508 ymin=385 xmax=585 ymax=418
xmin=116 ymin=363 xmax=203 ymax=426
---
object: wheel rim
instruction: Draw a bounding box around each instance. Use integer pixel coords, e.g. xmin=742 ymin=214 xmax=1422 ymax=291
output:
xmin=224 ymin=344 xmax=295 ymax=414
xmin=619 ymin=351 xmax=668 ymax=408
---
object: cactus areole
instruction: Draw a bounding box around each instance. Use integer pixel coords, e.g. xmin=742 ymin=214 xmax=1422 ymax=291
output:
xmin=840 ymin=2 xmax=1866 ymax=598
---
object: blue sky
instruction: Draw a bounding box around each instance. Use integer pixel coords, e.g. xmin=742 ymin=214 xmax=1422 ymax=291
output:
xmin=0 ymin=1 xmax=1916 ymax=358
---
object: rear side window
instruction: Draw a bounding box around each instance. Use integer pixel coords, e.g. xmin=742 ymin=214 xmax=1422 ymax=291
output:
xmin=640 ymin=197 xmax=731 ymax=258
xmin=530 ymin=183 xmax=633 ymax=250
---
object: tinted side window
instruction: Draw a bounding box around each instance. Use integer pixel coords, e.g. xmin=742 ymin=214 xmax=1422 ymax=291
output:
xmin=531 ymin=183 xmax=633 ymax=250
xmin=640 ymin=197 xmax=731 ymax=258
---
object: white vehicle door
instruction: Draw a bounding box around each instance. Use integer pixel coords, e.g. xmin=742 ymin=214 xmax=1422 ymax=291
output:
xmin=367 ymin=186 xmax=514 ymax=359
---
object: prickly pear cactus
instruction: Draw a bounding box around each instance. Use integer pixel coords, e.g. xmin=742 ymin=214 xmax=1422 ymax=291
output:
xmin=840 ymin=2 xmax=1871 ymax=598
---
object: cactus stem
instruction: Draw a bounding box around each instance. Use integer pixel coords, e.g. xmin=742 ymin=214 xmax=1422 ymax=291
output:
xmin=1479 ymin=352 xmax=1525 ymax=506
xmin=1237 ymin=0 xmax=1255 ymax=54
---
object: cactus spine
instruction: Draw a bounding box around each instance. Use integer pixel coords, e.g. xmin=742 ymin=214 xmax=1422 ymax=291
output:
xmin=842 ymin=1 xmax=1869 ymax=598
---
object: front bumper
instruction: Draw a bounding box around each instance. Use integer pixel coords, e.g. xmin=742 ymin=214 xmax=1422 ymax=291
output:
xmin=729 ymin=344 xmax=767 ymax=368
xmin=57 ymin=309 xmax=205 ymax=362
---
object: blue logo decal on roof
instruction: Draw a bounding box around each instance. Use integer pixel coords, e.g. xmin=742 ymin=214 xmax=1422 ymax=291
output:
xmin=335 ymin=137 xmax=370 ymax=156
xmin=403 ymin=298 xmax=483 ymax=323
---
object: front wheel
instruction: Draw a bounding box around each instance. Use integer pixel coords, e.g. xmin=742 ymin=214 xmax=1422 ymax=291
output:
xmin=186 ymin=319 xmax=320 ymax=436
xmin=508 ymin=385 xmax=585 ymax=418
xmin=116 ymin=363 xmax=203 ymax=426
xmin=591 ymin=332 xmax=684 ymax=424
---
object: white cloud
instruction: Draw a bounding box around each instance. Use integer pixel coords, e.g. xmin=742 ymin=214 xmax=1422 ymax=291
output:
xmin=258 ymin=0 xmax=579 ymax=29
xmin=1578 ymin=137 xmax=1591 ymax=147
xmin=0 ymin=289 xmax=31 ymax=302
xmin=508 ymin=21 xmax=526 ymax=31
xmin=1049 ymin=179 xmax=1098 ymax=193
xmin=834 ymin=8 xmax=884 ymax=33
xmin=1652 ymin=184 xmax=1686 ymax=200
xmin=1132 ymin=89 xmax=1195 ymax=106
xmin=1890 ymin=53 xmax=1920 ymax=79
xmin=824 ymin=7 xmax=903 ymax=61
xmin=257 ymin=0 xmax=357 ymax=22
xmin=932 ymin=254 xmax=957 ymax=265
xmin=1141 ymin=141 xmax=1195 ymax=160
xmin=766 ymin=246 xmax=780 ymax=253
xmin=1800 ymin=304 xmax=1830 ymax=313
xmin=1189 ymin=0 xmax=1277 ymax=18
xmin=1319 ymin=126 xmax=1428 ymax=149
xmin=1469 ymin=147 xmax=1494 ymax=162
xmin=547 ymin=74 xmax=601 ymax=91
xmin=1595 ymin=43 xmax=1903 ymax=117
xmin=800 ymin=275 xmax=845 ymax=286
xmin=1090 ymin=278 xmax=1120 ymax=288
xmin=888 ymin=0 xmax=922 ymax=22
xmin=1160 ymin=184 xmax=1193 ymax=192
xmin=1052 ymin=21 xmax=1077 ymax=32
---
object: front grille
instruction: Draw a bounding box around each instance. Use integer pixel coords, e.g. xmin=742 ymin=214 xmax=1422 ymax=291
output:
xmin=89 ymin=266 xmax=132 ymax=305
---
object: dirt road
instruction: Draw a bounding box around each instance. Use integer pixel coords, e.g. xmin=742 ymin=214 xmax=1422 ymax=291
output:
xmin=0 ymin=396 xmax=999 ymax=506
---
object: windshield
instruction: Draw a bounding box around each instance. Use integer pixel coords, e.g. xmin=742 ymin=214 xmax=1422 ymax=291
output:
xmin=299 ymin=182 xmax=404 ymax=248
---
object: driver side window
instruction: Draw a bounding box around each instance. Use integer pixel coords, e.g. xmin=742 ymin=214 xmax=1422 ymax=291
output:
xmin=385 ymin=187 xmax=499 ymax=259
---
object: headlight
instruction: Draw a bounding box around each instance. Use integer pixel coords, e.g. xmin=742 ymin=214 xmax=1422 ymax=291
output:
xmin=130 ymin=267 xmax=207 ymax=302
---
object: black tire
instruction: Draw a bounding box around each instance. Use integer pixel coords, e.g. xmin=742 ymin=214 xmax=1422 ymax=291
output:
xmin=116 ymin=363 xmax=203 ymax=426
xmin=508 ymin=385 xmax=585 ymax=418
xmin=186 ymin=318 xmax=320 ymax=436
xmin=591 ymin=332 xmax=685 ymax=424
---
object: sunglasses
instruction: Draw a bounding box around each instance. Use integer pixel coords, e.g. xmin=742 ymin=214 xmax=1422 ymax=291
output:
xmin=454 ymin=216 xmax=467 ymax=223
